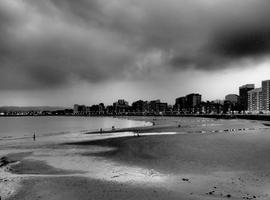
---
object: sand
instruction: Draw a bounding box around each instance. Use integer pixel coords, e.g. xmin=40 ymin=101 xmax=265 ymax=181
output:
xmin=1 ymin=117 xmax=270 ymax=200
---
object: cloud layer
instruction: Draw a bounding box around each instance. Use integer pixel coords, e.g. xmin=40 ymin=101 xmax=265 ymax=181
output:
xmin=1 ymin=0 xmax=270 ymax=90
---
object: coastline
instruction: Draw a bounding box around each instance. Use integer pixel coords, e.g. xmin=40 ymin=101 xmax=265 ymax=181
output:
xmin=1 ymin=117 xmax=270 ymax=199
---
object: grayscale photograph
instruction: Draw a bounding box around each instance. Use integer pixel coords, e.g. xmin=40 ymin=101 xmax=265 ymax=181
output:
xmin=1 ymin=0 xmax=270 ymax=199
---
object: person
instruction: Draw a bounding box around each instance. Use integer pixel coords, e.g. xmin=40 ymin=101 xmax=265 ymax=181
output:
xmin=33 ymin=132 xmax=36 ymax=141
xmin=100 ymin=128 xmax=103 ymax=134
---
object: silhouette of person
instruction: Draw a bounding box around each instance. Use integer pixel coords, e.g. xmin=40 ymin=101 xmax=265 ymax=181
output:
xmin=33 ymin=132 xmax=36 ymax=141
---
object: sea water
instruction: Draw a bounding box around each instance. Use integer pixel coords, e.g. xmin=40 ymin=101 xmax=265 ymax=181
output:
xmin=0 ymin=116 xmax=150 ymax=140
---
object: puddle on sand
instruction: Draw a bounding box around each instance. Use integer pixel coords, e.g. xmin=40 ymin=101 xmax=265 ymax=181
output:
xmin=28 ymin=148 xmax=169 ymax=185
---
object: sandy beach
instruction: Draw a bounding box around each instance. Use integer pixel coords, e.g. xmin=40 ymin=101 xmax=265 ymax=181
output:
xmin=1 ymin=117 xmax=270 ymax=200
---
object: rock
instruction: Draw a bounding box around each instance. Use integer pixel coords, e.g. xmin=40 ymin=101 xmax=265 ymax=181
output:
xmin=182 ymin=178 xmax=189 ymax=182
xmin=226 ymin=194 xmax=231 ymax=198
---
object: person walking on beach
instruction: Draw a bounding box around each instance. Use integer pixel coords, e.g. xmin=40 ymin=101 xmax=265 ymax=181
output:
xmin=33 ymin=132 xmax=36 ymax=141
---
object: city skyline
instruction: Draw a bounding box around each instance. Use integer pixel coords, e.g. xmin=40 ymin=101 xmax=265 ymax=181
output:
xmin=1 ymin=79 xmax=270 ymax=107
xmin=1 ymin=0 xmax=270 ymax=106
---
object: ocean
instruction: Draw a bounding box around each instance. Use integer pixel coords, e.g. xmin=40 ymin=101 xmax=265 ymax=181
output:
xmin=0 ymin=116 xmax=150 ymax=140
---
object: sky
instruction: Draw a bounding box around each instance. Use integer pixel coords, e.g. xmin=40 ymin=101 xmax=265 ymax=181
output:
xmin=0 ymin=0 xmax=270 ymax=106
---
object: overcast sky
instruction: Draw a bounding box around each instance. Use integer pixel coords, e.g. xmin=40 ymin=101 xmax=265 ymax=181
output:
xmin=1 ymin=0 xmax=270 ymax=106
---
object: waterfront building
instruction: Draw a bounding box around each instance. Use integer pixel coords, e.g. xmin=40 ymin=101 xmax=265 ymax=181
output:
xmin=186 ymin=93 xmax=201 ymax=108
xmin=149 ymin=100 xmax=161 ymax=113
xmin=262 ymin=80 xmax=270 ymax=113
xmin=225 ymin=94 xmax=239 ymax=105
xmin=148 ymin=100 xmax=167 ymax=114
xmin=175 ymin=97 xmax=187 ymax=112
xmin=248 ymin=88 xmax=262 ymax=113
xmin=155 ymin=102 xmax=168 ymax=114
xmin=239 ymin=84 xmax=255 ymax=112
xmin=73 ymin=104 xmax=86 ymax=115
xmin=132 ymin=100 xmax=148 ymax=114
xmin=113 ymin=99 xmax=129 ymax=114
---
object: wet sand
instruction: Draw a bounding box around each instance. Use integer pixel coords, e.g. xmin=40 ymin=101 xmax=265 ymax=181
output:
xmin=1 ymin=117 xmax=270 ymax=200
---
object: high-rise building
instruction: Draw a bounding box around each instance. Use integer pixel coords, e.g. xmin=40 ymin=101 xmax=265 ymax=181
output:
xmin=149 ymin=100 xmax=161 ymax=113
xmin=175 ymin=96 xmax=187 ymax=111
xmin=225 ymin=94 xmax=239 ymax=105
xmin=186 ymin=93 xmax=201 ymax=108
xmin=248 ymin=88 xmax=262 ymax=113
xmin=132 ymin=100 xmax=148 ymax=113
xmin=239 ymin=84 xmax=255 ymax=111
xmin=262 ymin=80 xmax=270 ymax=112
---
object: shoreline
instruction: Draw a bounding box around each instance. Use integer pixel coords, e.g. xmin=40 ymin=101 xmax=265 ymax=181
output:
xmin=2 ymin=117 xmax=270 ymax=199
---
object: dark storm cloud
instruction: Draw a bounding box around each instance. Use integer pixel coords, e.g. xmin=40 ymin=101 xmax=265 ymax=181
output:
xmin=1 ymin=0 xmax=270 ymax=90
xmin=213 ymin=27 xmax=270 ymax=58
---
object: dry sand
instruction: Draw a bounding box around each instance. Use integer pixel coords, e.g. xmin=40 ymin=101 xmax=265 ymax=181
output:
xmin=1 ymin=117 xmax=270 ymax=200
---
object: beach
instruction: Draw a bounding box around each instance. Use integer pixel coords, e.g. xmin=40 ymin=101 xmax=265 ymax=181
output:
xmin=1 ymin=117 xmax=270 ymax=200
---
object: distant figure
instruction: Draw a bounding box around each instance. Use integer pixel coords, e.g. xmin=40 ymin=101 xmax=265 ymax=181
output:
xmin=100 ymin=128 xmax=103 ymax=134
xmin=112 ymin=126 xmax=115 ymax=131
xmin=33 ymin=132 xmax=36 ymax=141
xmin=152 ymin=122 xmax=155 ymax=126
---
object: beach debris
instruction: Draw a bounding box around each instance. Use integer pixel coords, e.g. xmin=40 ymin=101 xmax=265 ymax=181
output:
xmin=33 ymin=132 xmax=36 ymax=141
xmin=242 ymin=195 xmax=257 ymax=199
xmin=182 ymin=178 xmax=189 ymax=182
xmin=206 ymin=191 xmax=215 ymax=195
xmin=226 ymin=194 xmax=231 ymax=198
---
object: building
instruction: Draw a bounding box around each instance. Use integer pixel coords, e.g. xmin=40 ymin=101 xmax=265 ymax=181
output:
xmin=113 ymin=99 xmax=129 ymax=114
xmin=225 ymin=94 xmax=239 ymax=105
xmin=186 ymin=93 xmax=201 ymax=108
xmin=175 ymin=97 xmax=187 ymax=112
xmin=239 ymin=84 xmax=255 ymax=112
xmin=155 ymin=102 xmax=168 ymax=114
xmin=132 ymin=100 xmax=148 ymax=113
xmin=262 ymin=80 xmax=270 ymax=113
xmin=73 ymin=104 xmax=86 ymax=115
xmin=148 ymin=100 xmax=167 ymax=114
xmin=149 ymin=100 xmax=160 ymax=113
xmin=248 ymin=88 xmax=262 ymax=113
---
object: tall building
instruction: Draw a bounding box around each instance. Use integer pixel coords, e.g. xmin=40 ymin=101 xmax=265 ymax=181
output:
xmin=113 ymin=99 xmax=129 ymax=114
xmin=175 ymin=96 xmax=187 ymax=111
xmin=262 ymin=80 xmax=270 ymax=112
xmin=239 ymin=84 xmax=255 ymax=111
xmin=132 ymin=100 xmax=148 ymax=113
xmin=186 ymin=93 xmax=201 ymax=108
xmin=225 ymin=94 xmax=239 ymax=105
xmin=148 ymin=100 xmax=167 ymax=114
xmin=248 ymin=88 xmax=262 ymax=113
xmin=149 ymin=100 xmax=161 ymax=113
